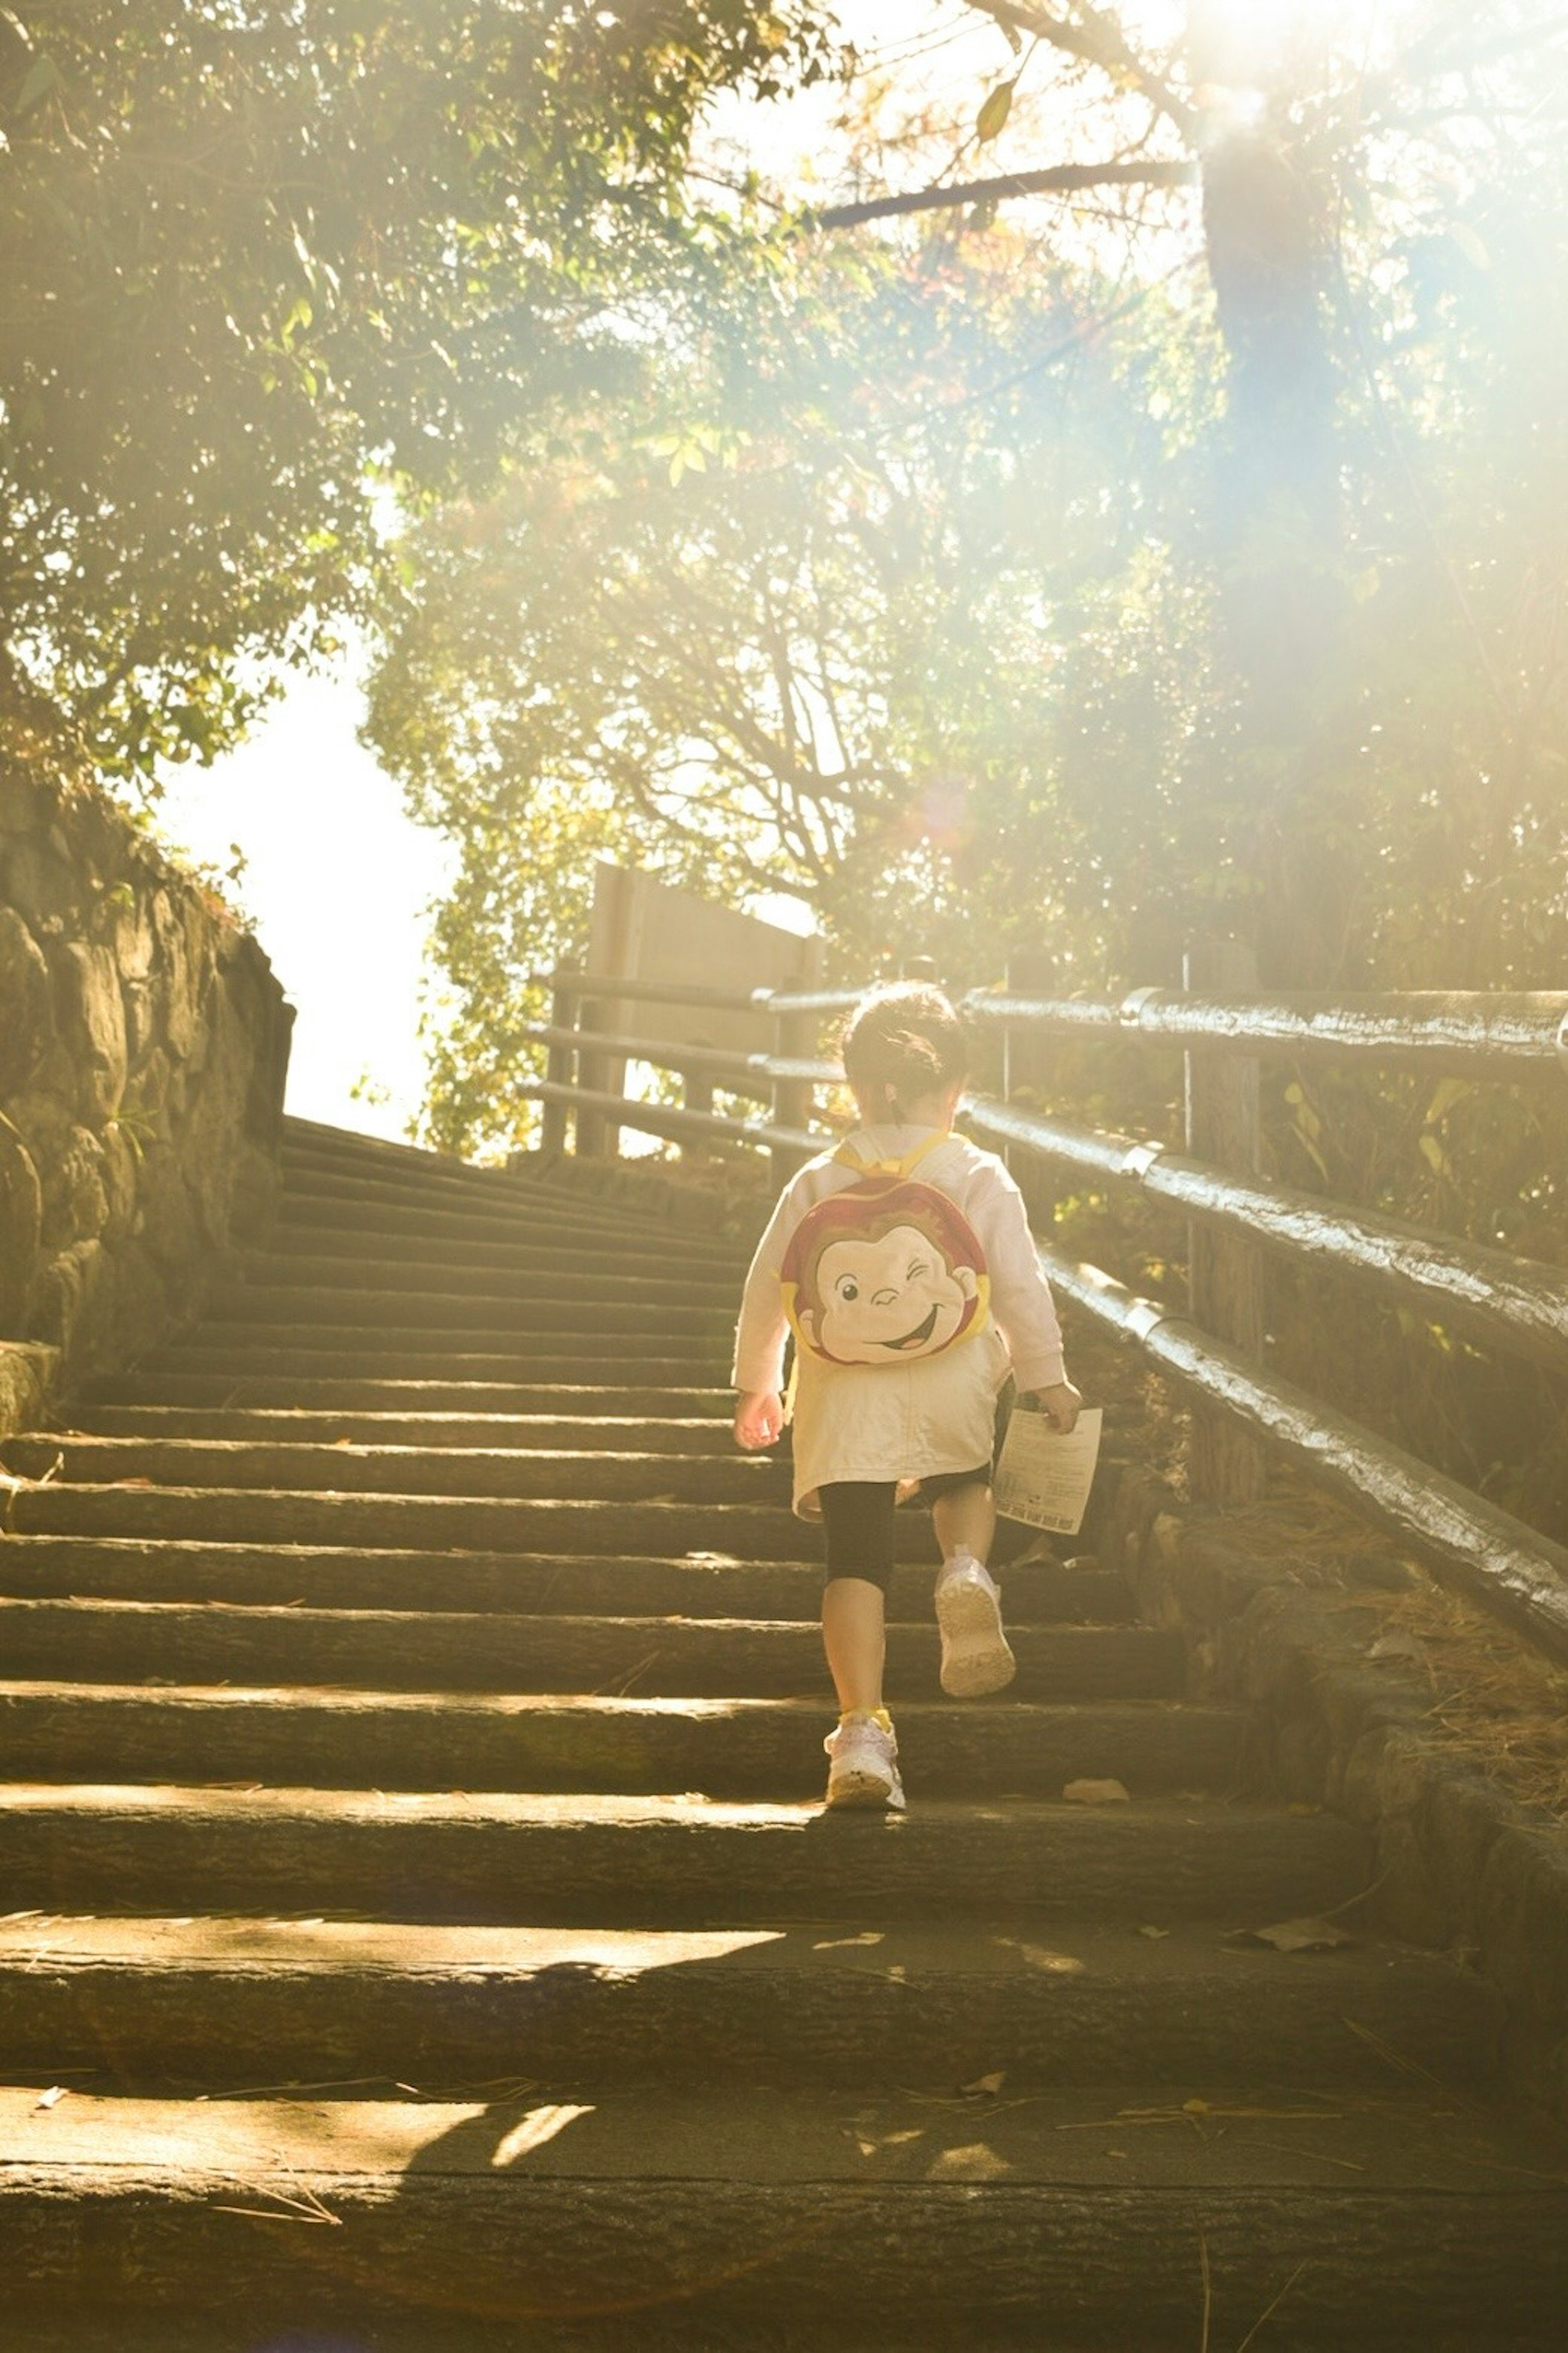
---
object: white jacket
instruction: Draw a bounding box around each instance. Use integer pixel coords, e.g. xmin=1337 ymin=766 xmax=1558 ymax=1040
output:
xmin=732 ymin=1124 xmax=1067 ymax=1513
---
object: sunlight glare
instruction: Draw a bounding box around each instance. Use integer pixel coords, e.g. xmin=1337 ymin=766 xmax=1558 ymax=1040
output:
xmin=490 ymin=2103 xmax=595 ymax=2167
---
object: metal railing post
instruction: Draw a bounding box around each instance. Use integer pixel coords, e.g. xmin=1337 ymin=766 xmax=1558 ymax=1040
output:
xmin=1184 ymin=936 xmax=1267 ymax=1507
xmin=539 ymin=960 xmax=580 ymax=1156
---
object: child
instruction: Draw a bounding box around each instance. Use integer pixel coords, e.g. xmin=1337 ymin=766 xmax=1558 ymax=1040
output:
xmin=732 ymin=982 xmax=1082 ymax=1811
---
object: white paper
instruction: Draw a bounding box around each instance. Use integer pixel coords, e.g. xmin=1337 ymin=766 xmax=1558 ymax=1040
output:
xmin=994 ymin=1406 xmax=1103 ymax=1535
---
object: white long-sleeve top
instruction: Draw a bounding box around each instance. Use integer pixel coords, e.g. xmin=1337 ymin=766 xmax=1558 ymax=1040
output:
xmin=732 ymin=1123 xmax=1068 ymax=1512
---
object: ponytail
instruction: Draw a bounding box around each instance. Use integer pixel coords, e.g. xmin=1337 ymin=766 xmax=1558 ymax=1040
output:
xmin=840 ymin=983 xmax=968 ymax=1126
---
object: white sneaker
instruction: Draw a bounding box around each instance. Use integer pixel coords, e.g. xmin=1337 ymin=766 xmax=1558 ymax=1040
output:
xmin=935 ymin=1553 xmax=1016 ymax=1697
xmin=823 ymin=1713 xmax=906 ymax=1811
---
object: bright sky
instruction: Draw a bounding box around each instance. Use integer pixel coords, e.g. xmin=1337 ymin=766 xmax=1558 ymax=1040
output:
xmin=154 ymin=652 xmax=455 ymax=1143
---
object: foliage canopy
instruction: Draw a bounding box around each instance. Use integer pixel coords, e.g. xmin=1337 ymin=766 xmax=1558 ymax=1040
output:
xmin=0 ymin=0 xmax=838 ymax=775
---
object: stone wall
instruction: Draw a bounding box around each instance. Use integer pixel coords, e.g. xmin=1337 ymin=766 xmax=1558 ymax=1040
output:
xmin=0 ymin=770 xmax=292 ymax=1420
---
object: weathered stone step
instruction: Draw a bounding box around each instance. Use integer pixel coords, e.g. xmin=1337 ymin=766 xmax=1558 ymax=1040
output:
xmin=2 ymin=1433 xmax=787 ymax=1505
xmin=87 ymin=1374 xmax=734 ymax=1417
xmin=279 ymin=1158 xmax=748 ymax=1258
xmin=277 ymin=1189 xmax=750 ymax=1268
xmin=9 ymin=2081 xmax=1564 ymax=2353
xmin=281 ymin=1129 xmax=669 ymax=1209
xmin=0 ymin=1786 xmax=1368 ymax=1922
xmin=0 ymin=1686 xmax=1223 ymax=1794
xmin=0 ymin=1600 xmax=1184 ymax=1698
xmin=0 ymin=1537 xmax=1131 ymax=1623
xmin=239 ymin=1250 xmax=741 ymax=1302
xmin=210 ymin=1286 xmax=739 ymax=1336
xmin=0 ymin=1914 xmax=1493 ymax=2094
xmin=4 ymin=1485 xmax=837 ymax=1560
xmin=149 ymin=1327 xmax=733 ymax=1374
xmin=65 ymin=1407 xmax=740 ymax=1454
xmin=261 ymin=1222 xmax=748 ymax=1279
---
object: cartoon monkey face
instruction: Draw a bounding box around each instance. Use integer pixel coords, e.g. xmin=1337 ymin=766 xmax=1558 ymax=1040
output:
xmin=797 ymin=1211 xmax=980 ymax=1365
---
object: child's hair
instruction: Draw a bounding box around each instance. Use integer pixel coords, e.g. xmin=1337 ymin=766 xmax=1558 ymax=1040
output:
xmin=840 ymin=982 xmax=969 ymax=1125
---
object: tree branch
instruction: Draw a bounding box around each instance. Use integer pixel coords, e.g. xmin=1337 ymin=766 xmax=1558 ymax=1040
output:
xmin=969 ymin=1 xmax=1197 ymax=140
xmin=811 ymin=156 xmax=1195 ymax=229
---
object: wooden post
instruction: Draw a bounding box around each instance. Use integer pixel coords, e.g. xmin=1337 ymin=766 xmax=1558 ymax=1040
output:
xmin=539 ymin=961 xmax=579 ymax=1156
xmin=1184 ymin=935 xmax=1267 ymax=1507
xmin=770 ymin=1005 xmax=813 ymax=1192
xmin=682 ymin=1070 xmax=715 ymax=1161
xmin=1003 ymin=950 xmax=1056 ymax=1238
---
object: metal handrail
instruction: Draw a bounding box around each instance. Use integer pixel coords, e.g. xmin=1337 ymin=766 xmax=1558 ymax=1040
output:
xmin=1040 ymin=1249 xmax=1568 ymax=1667
xmin=964 ymin=1093 xmax=1568 ymax=1374
xmin=522 ymin=1079 xmax=820 ymax=1158
xmin=529 ymin=970 xmax=759 ymax=1015
xmin=960 ymin=986 xmax=1568 ymax=1076
xmin=520 ymin=1020 xmax=839 ymax=1092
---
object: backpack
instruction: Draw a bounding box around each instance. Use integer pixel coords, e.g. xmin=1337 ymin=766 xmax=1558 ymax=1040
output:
xmin=780 ymin=1134 xmax=991 ymax=1368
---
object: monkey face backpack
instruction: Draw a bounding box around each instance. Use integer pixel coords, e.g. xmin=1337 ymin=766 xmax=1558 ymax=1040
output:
xmin=780 ymin=1138 xmax=991 ymax=1370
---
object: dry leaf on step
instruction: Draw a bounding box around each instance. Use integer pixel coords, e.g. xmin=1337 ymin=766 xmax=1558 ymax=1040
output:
xmin=1062 ymin=1778 xmax=1129 ymax=1805
xmin=1367 ymin=1630 xmax=1429 ymax=1669
xmin=961 ymin=2071 xmax=1007 ymax=2097
xmin=1231 ymin=1917 xmax=1356 ymax=1954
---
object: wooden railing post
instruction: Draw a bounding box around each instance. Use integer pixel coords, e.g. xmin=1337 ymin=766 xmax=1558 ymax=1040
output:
xmin=575 ymin=985 xmax=612 ymax=1159
xmin=682 ymin=1069 xmax=715 ymax=1159
xmin=539 ymin=960 xmax=580 ymax=1156
xmin=1184 ymin=935 xmax=1267 ymax=1507
xmin=771 ymin=1004 xmax=813 ymax=1190
xmin=1003 ymin=950 xmax=1056 ymax=1237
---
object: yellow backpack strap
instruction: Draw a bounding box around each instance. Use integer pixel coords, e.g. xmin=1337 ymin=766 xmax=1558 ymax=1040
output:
xmin=832 ymin=1130 xmax=953 ymax=1182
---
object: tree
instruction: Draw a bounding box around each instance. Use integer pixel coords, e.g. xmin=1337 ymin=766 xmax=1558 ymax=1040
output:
xmin=0 ymin=0 xmax=841 ymax=778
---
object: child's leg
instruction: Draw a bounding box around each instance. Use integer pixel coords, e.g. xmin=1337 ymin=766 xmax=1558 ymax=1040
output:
xmin=821 ymin=1576 xmax=886 ymax=1715
xmin=931 ymin=1479 xmax=996 ymax=1569
xmin=816 ymin=1481 xmax=897 ymax=1711
xmin=816 ymin=1483 xmax=904 ymax=1809
xmin=929 ymin=1473 xmax=1014 ymax=1698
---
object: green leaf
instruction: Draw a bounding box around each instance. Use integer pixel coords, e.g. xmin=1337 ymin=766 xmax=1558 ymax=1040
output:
xmin=976 ymin=81 xmax=1015 ymax=143
xmin=17 ymin=55 xmax=60 ymax=112
xmin=1423 ymin=1078 xmax=1472 ymax=1128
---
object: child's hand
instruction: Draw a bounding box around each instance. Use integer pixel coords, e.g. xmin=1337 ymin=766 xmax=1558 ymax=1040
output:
xmin=734 ymin=1390 xmax=785 ymax=1451
xmin=1020 ymin=1381 xmax=1084 ymax=1433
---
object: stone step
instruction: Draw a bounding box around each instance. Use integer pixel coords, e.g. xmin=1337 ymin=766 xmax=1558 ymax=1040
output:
xmin=278 ymin=1159 xmax=749 ymax=1258
xmin=281 ymin=1129 xmax=674 ymax=1210
xmin=64 ymin=1407 xmax=741 ymax=1454
xmin=278 ymin=1127 xmax=762 ymax=1254
xmin=2 ymin=1433 xmax=789 ymax=1505
xmin=3 ymin=1484 xmax=853 ymax=1560
xmin=0 ymin=1914 xmax=1494 ymax=2094
xmin=239 ymin=1250 xmax=742 ymax=1302
xmin=0 ymin=1686 xmax=1225 ymax=1794
xmin=146 ymin=1330 xmax=734 ymax=1377
xmin=209 ymin=1285 xmax=739 ymax=1336
xmin=0 ymin=1786 xmax=1369 ymax=1923
xmin=0 ymin=1537 xmax=1131 ymax=1622
xmin=261 ymin=1222 xmax=751 ymax=1279
xmin=102 ymin=1368 xmax=734 ymax=1412
xmin=276 ymin=1190 xmax=751 ymax=1268
xmin=0 ymin=1600 xmax=1184 ymax=1699
xmin=9 ymin=2081 xmax=1564 ymax=2353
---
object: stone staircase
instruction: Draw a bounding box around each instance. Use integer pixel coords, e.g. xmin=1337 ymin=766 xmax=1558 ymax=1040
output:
xmin=0 ymin=1116 xmax=1564 ymax=2349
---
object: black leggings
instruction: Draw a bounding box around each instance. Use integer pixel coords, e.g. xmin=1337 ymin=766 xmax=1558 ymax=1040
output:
xmin=817 ymin=1467 xmax=991 ymax=1593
